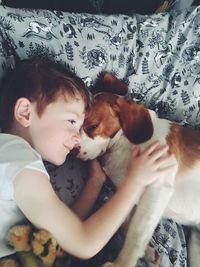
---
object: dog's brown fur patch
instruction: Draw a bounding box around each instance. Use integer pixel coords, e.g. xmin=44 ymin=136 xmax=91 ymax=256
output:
xmin=167 ymin=125 xmax=200 ymax=173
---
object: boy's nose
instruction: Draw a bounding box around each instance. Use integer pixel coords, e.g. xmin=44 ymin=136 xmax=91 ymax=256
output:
xmin=73 ymin=131 xmax=81 ymax=146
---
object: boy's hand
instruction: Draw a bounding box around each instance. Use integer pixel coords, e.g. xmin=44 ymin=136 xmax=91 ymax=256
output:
xmin=127 ymin=141 xmax=178 ymax=187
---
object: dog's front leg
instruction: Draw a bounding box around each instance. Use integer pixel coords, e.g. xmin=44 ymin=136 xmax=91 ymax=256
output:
xmin=103 ymin=178 xmax=174 ymax=267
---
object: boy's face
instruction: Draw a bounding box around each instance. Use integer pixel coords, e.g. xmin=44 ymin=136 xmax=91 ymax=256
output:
xmin=29 ymin=94 xmax=85 ymax=165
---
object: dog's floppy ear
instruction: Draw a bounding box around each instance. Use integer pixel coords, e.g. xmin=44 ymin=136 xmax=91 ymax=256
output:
xmin=111 ymin=96 xmax=153 ymax=144
xmin=93 ymin=72 xmax=128 ymax=96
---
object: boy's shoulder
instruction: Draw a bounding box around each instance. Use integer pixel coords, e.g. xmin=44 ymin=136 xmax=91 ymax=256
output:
xmin=0 ymin=133 xmax=28 ymax=141
xmin=0 ymin=134 xmax=40 ymax=159
xmin=0 ymin=133 xmax=47 ymax=176
xmin=0 ymin=133 xmax=49 ymax=199
xmin=0 ymin=133 xmax=29 ymax=146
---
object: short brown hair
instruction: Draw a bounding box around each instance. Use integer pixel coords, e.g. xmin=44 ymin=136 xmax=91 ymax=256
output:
xmin=0 ymin=57 xmax=90 ymax=132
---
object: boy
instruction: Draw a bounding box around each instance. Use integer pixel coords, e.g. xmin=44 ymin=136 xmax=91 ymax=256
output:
xmin=0 ymin=57 xmax=178 ymax=259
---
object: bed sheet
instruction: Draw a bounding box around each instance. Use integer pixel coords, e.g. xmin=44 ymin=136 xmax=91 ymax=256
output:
xmin=0 ymin=4 xmax=196 ymax=266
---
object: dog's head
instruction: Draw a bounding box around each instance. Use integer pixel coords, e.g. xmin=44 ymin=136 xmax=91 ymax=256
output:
xmin=77 ymin=73 xmax=153 ymax=160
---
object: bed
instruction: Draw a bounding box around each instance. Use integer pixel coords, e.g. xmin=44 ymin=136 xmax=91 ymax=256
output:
xmin=0 ymin=1 xmax=199 ymax=266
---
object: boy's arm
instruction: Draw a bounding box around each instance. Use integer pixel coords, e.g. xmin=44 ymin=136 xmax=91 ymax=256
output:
xmin=70 ymin=160 xmax=106 ymax=220
xmin=14 ymin=143 xmax=178 ymax=259
xmin=14 ymin=168 xmax=142 ymax=259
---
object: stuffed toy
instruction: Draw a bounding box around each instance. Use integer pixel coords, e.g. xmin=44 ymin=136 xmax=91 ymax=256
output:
xmin=7 ymin=224 xmax=32 ymax=252
xmin=31 ymin=229 xmax=66 ymax=266
xmin=0 ymin=224 xmax=69 ymax=267
xmin=0 ymin=257 xmax=20 ymax=267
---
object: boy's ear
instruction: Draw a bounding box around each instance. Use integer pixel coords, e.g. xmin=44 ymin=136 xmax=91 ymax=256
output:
xmin=14 ymin=98 xmax=32 ymax=127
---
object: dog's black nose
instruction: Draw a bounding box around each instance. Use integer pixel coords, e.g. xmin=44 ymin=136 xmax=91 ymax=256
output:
xmin=71 ymin=146 xmax=80 ymax=156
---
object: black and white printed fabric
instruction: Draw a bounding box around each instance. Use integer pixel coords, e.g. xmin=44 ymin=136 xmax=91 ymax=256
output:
xmin=0 ymin=5 xmax=200 ymax=128
xmin=0 ymin=4 xmax=191 ymax=266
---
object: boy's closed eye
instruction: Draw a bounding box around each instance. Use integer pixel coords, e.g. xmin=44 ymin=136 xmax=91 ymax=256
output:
xmin=68 ymin=119 xmax=76 ymax=125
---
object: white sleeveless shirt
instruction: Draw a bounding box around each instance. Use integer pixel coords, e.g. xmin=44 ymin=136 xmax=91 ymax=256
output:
xmin=0 ymin=134 xmax=49 ymax=257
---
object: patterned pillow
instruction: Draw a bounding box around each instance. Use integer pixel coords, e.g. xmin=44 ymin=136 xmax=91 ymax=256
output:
xmin=0 ymin=5 xmax=200 ymax=128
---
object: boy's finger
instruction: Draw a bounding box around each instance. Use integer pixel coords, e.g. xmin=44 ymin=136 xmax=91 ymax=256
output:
xmin=131 ymin=145 xmax=141 ymax=158
xmin=149 ymin=145 xmax=169 ymax=161
xmin=159 ymin=154 xmax=177 ymax=165
xmin=158 ymin=161 xmax=178 ymax=174
xmin=142 ymin=141 xmax=160 ymax=156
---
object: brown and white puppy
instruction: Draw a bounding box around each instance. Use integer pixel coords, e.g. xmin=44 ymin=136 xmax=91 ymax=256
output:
xmin=78 ymin=73 xmax=200 ymax=267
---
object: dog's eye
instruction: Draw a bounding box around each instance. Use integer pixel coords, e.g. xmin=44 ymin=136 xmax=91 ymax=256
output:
xmin=86 ymin=124 xmax=98 ymax=132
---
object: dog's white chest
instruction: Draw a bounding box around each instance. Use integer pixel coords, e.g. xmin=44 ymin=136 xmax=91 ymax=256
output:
xmin=100 ymin=135 xmax=133 ymax=187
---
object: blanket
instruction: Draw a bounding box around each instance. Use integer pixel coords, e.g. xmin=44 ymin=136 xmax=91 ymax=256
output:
xmin=0 ymin=4 xmax=196 ymax=266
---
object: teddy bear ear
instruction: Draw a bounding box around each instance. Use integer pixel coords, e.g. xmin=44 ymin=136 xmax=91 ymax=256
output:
xmin=7 ymin=224 xmax=32 ymax=251
xmin=92 ymin=72 xmax=128 ymax=96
